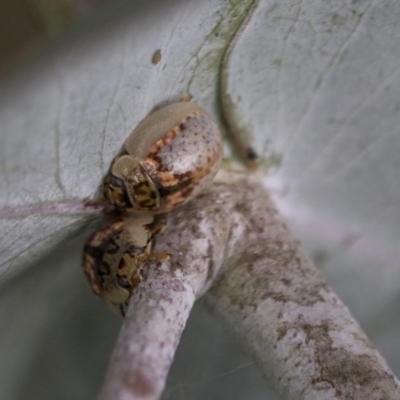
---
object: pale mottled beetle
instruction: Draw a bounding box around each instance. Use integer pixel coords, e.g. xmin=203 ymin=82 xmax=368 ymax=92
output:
xmin=84 ymin=101 xmax=223 ymax=314
xmin=103 ymin=101 xmax=222 ymax=213
xmin=83 ymin=213 xmax=169 ymax=314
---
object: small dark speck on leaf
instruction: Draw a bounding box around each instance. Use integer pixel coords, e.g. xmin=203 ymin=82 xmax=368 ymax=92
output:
xmin=151 ymin=49 xmax=162 ymax=65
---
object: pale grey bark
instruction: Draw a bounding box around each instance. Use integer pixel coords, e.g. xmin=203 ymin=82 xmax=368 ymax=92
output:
xmin=99 ymin=171 xmax=400 ymax=400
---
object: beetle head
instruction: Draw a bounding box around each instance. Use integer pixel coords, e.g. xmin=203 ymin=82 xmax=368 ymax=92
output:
xmin=104 ymin=155 xmax=160 ymax=211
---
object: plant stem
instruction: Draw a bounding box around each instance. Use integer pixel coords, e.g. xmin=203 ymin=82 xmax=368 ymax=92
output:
xmin=99 ymin=170 xmax=400 ymax=400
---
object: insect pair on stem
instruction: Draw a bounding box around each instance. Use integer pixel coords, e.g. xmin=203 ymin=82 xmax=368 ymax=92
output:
xmin=83 ymin=101 xmax=223 ymax=314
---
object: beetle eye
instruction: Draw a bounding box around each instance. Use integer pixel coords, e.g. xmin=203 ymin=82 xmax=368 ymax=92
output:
xmin=117 ymin=275 xmax=131 ymax=289
xmin=109 ymin=175 xmax=124 ymax=188
xmin=127 ymin=245 xmax=144 ymax=254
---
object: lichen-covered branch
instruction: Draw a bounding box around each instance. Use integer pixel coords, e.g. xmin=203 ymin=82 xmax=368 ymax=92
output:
xmin=98 ymin=171 xmax=233 ymax=400
xmin=99 ymin=171 xmax=400 ymax=400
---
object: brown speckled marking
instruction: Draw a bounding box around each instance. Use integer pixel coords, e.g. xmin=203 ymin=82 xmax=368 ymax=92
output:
xmin=83 ymin=219 xmax=125 ymax=297
xmin=103 ymin=175 xmax=133 ymax=209
xmin=83 ymin=218 xmax=170 ymax=314
xmin=153 ymin=142 xmax=222 ymax=213
xmin=146 ymin=126 xmax=180 ymax=161
xmin=142 ymin=111 xmax=222 ymax=212
xmin=123 ymin=368 xmax=154 ymax=397
xmin=133 ymin=178 xmax=158 ymax=210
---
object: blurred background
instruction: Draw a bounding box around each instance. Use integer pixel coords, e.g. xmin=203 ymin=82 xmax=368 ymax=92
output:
xmin=0 ymin=0 xmax=109 ymax=68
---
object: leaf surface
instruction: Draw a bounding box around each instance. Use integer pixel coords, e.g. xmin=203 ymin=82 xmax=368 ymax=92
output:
xmin=1 ymin=0 xmax=400 ymax=398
